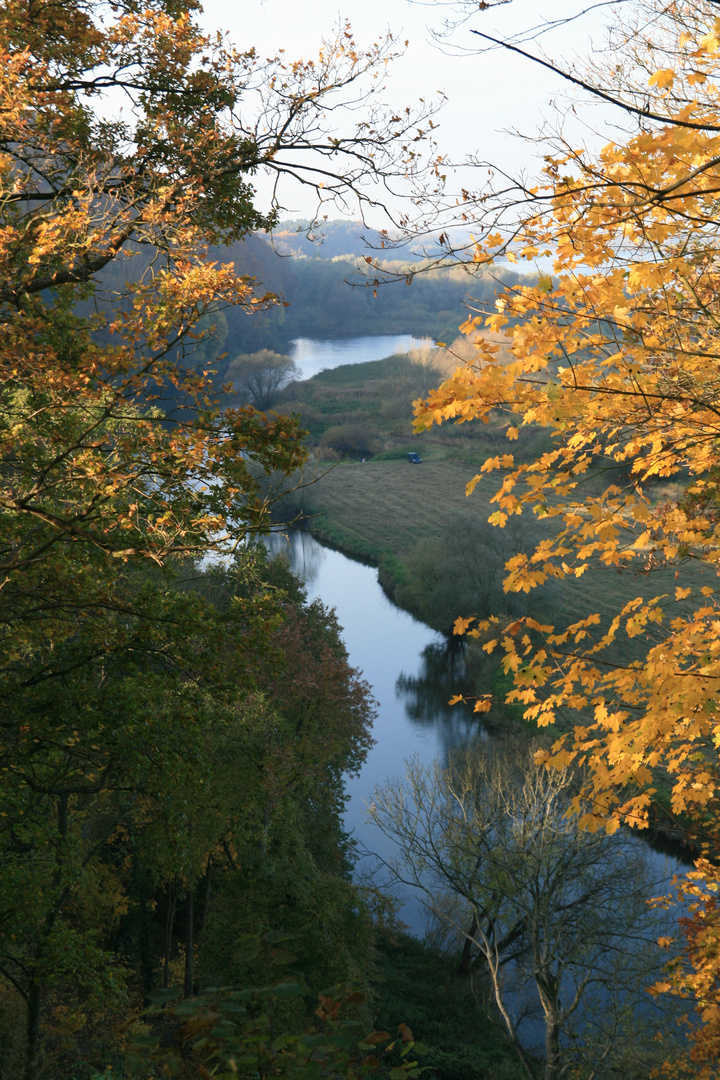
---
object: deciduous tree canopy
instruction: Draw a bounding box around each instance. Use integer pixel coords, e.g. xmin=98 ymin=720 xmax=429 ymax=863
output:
xmin=413 ymin=0 xmax=720 ymax=1057
xmin=0 ymin=0 xmax=440 ymax=1074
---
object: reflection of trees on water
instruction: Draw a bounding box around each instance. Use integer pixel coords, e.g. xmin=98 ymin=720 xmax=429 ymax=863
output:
xmin=396 ymin=638 xmax=487 ymax=759
xmin=264 ymin=529 xmax=322 ymax=587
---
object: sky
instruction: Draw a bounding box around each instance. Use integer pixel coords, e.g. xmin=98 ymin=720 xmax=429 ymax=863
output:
xmin=199 ymin=0 xmax=611 ymax=229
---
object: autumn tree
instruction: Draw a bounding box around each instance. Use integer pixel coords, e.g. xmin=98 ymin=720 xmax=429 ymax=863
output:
xmin=1 ymin=0 xmax=439 ymax=576
xmin=195 ymin=558 xmax=377 ymax=996
xmin=0 ymin=1 xmax=440 ymax=1074
xmin=413 ymin=0 xmax=720 ymax=1060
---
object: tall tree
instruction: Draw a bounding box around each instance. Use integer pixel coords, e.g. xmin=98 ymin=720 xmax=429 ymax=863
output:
xmin=370 ymin=745 xmax=678 ymax=1080
xmin=413 ymin=0 xmax=720 ymax=1058
xmin=0 ymin=2 xmax=438 ymax=1074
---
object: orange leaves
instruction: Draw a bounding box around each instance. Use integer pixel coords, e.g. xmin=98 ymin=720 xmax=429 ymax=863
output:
xmin=414 ymin=30 xmax=720 ymax=1018
xmin=649 ymin=68 xmax=676 ymax=89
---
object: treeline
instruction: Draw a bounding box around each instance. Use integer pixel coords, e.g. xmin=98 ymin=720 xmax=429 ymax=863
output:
xmin=0 ymin=545 xmax=380 ymax=1075
xmin=94 ymin=230 xmax=522 ymax=387
xmin=212 ymin=235 xmax=525 ymax=365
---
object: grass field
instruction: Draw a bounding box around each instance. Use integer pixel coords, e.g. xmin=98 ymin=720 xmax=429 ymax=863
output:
xmin=298 ymin=458 xmax=495 ymax=556
xmin=287 ymin=450 xmax=712 ymax=771
xmin=289 ymin=454 xmax=704 ymax=635
xmin=271 ymin=357 xmax=711 ymax=819
xmin=272 ymin=355 xmax=711 ymax=679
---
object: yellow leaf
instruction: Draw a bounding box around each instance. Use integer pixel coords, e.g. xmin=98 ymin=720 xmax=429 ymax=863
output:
xmin=648 ymin=68 xmax=676 ymax=89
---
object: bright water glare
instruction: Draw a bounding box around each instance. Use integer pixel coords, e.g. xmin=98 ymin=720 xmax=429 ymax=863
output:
xmin=290 ymin=334 xmax=432 ymax=381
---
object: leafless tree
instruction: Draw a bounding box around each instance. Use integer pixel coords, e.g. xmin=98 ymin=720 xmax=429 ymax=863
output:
xmin=369 ymin=743 xmax=684 ymax=1080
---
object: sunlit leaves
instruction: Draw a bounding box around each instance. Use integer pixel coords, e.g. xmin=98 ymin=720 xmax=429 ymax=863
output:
xmin=416 ymin=0 xmax=720 ymax=1052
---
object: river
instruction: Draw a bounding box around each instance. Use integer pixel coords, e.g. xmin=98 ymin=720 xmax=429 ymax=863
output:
xmin=264 ymin=528 xmax=476 ymax=929
xmin=265 ymin=529 xmax=690 ymax=929
xmin=265 ymin=525 xmax=693 ymax=1051
xmin=269 ymin=334 xmax=691 ymax=1054
xmin=289 ymin=333 xmax=432 ymax=381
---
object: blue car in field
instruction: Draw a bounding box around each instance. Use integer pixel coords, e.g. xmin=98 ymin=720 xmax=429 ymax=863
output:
xmin=407 ymin=452 xmax=422 ymax=464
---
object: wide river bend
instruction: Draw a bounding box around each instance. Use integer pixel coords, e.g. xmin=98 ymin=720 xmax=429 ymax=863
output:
xmin=271 ymin=335 xmax=690 ymax=935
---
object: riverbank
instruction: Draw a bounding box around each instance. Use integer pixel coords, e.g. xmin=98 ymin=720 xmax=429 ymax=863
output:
xmin=266 ymin=525 xmax=692 ymax=1080
xmin=278 ymin=487 xmax=700 ymax=855
xmin=267 ymin=352 xmax=704 ymax=853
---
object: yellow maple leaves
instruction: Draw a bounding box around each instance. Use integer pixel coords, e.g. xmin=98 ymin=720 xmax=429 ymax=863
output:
xmin=416 ymin=0 xmax=720 ymax=1046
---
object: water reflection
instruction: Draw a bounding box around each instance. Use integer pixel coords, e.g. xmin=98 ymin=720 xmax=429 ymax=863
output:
xmin=290 ymin=334 xmax=432 ymax=381
xmin=263 ymin=528 xmax=691 ymax=940
xmin=264 ymin=528 xmax=322 ymax=588
xmin=396 ymin=640 xmax=487 ymax=758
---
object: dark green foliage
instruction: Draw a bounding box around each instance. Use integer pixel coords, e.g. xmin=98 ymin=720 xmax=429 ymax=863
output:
xmin=371 ymin=934 xmax=524 ymax=1080
xmin=127 ymin=935 xmax=427 ymax=1080
xmin=0 ymin=545 xmax=378 ymax=1077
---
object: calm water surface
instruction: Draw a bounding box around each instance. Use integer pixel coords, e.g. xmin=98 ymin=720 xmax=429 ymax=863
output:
xmin=264 ymin=529 xmax=480 ymax=929
xmin=290 ymin=334 xmax=432 ymax=381
xmin=265 ymin=529 xmax=689 ymax=945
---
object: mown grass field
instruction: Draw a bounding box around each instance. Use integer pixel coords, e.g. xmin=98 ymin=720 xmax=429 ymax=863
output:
xmin=274 ymin=356 xmax=711 ymax=821
xmin=273 ymin=353 xmax=712 ymax=745
xmin=292 ymin=453 xmax=706 ymax=636
xmin=299 ymin=458 xmax=494 ymax=556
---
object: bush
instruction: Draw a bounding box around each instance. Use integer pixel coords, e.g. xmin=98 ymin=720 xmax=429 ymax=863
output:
xmin=320 ymin=424 xmax=382 ymax=458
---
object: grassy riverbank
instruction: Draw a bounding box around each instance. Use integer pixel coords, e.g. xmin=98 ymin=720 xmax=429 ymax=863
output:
xmin=287 ymin=451 xmax=695 ymax=638
xmin=272 ymin=355 xmax=710 ymax=756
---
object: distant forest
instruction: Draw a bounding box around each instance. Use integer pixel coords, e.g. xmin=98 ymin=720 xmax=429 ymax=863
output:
xmin=92 ymin=219 xmax=530 ymax=393
xmin=208 ymin=221 xmax=528 ymax=368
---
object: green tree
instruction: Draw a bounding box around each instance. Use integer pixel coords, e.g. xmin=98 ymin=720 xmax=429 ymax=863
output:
xmin=0 ymin=0 xmax=441 ymax=1069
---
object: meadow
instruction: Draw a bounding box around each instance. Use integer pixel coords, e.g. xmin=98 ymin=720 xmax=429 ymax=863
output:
xmin=278 ymin=355 xmax=699 ymax=635
xmin=272 ymin=352 xmax=708 ymax=780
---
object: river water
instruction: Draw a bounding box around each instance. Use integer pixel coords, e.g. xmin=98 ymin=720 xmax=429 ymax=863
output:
xmin=266 ymin=336 xmax=691 ymax=1054
xmin=265 ymin=531 xmax=479 ymax=823
xmin=265 ymin=529 xmax=690 ymax=930
xmin=289 ymin=334 xmax=432 ymax=381
xmin=264 ymin=529 xmax=478 ymax=928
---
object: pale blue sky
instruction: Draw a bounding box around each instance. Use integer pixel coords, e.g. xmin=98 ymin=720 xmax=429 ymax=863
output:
xmin=200 ymin=0 xmax=608 ymax=226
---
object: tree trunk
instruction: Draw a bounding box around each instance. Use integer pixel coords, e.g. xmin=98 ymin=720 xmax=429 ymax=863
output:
xmin=183 ymin=889 xmax=194 ymax=998
xmin=459 ymin=914 xmax=478 ymax=975
xmin=23 ymin=792 xmax=70 ymax=1078
xmin=163 ymin=883 xmax=179 ymax=988
xmin=200 ymin=858 xmax=212 ymax=940
xmin=536 ymin=973 xmax=561 ymax=1080
xmin=544 ymin=1014 xmax=560 ymax=1080
xmin=24 ymin=981 xmax=41 ymax=1080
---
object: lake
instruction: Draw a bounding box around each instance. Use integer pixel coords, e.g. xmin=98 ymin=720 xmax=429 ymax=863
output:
xmin=290 ymin=333 xmax=433 ymax=381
